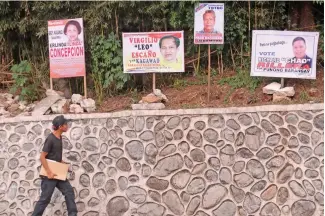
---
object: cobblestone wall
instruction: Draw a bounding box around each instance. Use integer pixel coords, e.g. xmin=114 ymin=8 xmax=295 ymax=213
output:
xmin=0 ymin=107 xmax=323 ymax=216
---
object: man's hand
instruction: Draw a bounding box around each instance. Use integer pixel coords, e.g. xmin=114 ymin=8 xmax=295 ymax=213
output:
xmin=47 ymin=171 xmax=57 ymax=179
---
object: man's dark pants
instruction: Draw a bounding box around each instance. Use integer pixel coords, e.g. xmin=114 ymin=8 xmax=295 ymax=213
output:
xmin=31 ymin=177 xmax=77 ymax=216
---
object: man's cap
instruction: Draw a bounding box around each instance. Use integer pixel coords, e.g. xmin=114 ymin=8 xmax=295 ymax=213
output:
xmin=52 ymin=115 xmax=70 ymax=128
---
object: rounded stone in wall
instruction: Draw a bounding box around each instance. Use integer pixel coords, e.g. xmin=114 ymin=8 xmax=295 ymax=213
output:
xmin=314 ymin=142 xmax=324 ymax=156
xmin=154 ymin=121 xmax=166 ymax=132
xmin=212 ymin=199 xmax=236 ymax=216
xmin=298 ymin=146 xmax=313 ymax=159
xmin=243 ymin=192 xmax=261 ymax=214
xmin=216 ymin=140 xmax=225 ymax=147
xmin=202 ymin=183 xmax=227 ymax=209
xmin=116 ymin=157 xmax=131 ymax=172
xmin=170 ymin=169 xmax=191 ymax=190
xmin=266 ymin=155 xmax=285 ymax=170
xmin=298 ymin=133 xmax=310 ymax=144
xmin=232 ymin=161 xmax=245 ymax=173
xmin=107 ymin=167 xmax=117 ymax=177
xmin=125 ymin=140 xmax=144 ymax=161
xmin=164 ymin=130 xmax=173 ymax=141
xmin=137 ymin=202 xmax=166 ymax=216
xmin=187 ymin=177 xmax=206 ymax=195
xmin=220 ymin=144 xmax=235 ymax=166
xmin=148 ymin=190 xmax=161 ymax=203
xmin=9 ymin=134 xmax=21 ymax=143
xmin=236 ymin=148 xmax=254 ymax=159
xmin=269 ymin=114 xmax=284 ymax=126
xmin=126 ymin=186 xmax=147 ymax=204
xmin=178 ymin=141 xmax=190 ymax=154
xmin=260 ymin=202 xmax=281 ymax=216
xmin=255 ymin=147 xmax=273 ymax=160
xmin=208 ymin=157 xmax=220 ymax=171
xmin=304 ymin=157 xmax=320 ymax=169
xmin=219 ymin=167 xmax=232 ymax=185
xmin=92 ymin=172 xmax=106 ymax=188
xmin=141 ymin=164 xmax=152 ymax=178
xmin=313 ymin=113 xmax=324 ymax=130
xmin=186 ymin=129 xmax=203 ymax=147
xmin=302 ymin=179 xmax=315 ymax=196
xmin=160 ymin=144 xmax=176 ymax=157
xmin=226 ymin=119 xmax=240 ymax=130
xmin=82 ymin=161 xmax=94 ymax=173
xmin=221 ymin=128 xmax=235 ymax=142
xmin=246 ymin=159 xmax=265 ymax=179
xmin=203 ymin=128 xmax=218 ymax=143
xmin=285 ymin=150 xmax=302 ymax=164
xmin=234 ymin=172 xmax=254 ymax=188
xmin=153 ymin=154 xmax=184 ymax=177
xmin=276 ymin=163 xmax=295 ymax=184
xmin=125 ymin=130 xmax=137 ymax=138
xmin=14 ymin=125 xmax=27 ymax=134
xmin=186 ymin=195 xmax=201 ymax=215
xmin=8 ymin=158 xmax=19 ymax=170
xmin=118 ymin=176 xmax=128 ymax=191
xmin=82 ymin=137 xmax=99 ymax=151
xmin=194 ymin=121 xmax=206 ymax=130
xmin=204 ymin=145 xmax=217 ymax=155
xmin=190 ymin=148 xmax=205 ymax=162
xmin=288 ymin=125 xmax=298 ymax=135
xmin=109 ymin=148 xmax=124 ymax=159
xmin=245 ymin=126 xmax=265 ymax=152
xmin=79 ymin=174 xmax=90 ymax=187
xmin=208 ymin=114 xmax=225 ymax=128
xmin=204 ymin=169 xmax=218 ymax=182
xmin=235 ymin=132 xmax=245 ymax=147
xmin=105 ymin=179 xmax=117 ymax=194
xmin=291 ymin=200 xmax=316 ymax=216
xmin=181 ymin=191 xmax=191 ymax=203
xmin=106 ymin=196 xmax=129 ymax=216
xmin=8 ymin=145 xmax=20 ymax=153
xmin=167 ymin=116 xmax=180 ymax=130
xmin=305 ymin=169 xmax=319 ymax=178
xmin=181 ymin=117 xmax=191 ymax=130
xmin=146 ymin=176 xmax=169 ymax=191
xmin=70 ymin=127 xmax=83 ymax=140
xmin=238 ymin=114 xmax=253 ymax=126
xmin=79 ymin=189 xmax=90 ymax=199
xmin=297 ymin=111 xmax=313 ymax=120
xmin=285 ymin=113 xmax=299 ymax=124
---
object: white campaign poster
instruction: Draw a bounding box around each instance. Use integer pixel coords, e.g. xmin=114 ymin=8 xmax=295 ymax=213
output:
xmin=48 ymin=18 xmax=85 ymax=78
xmin=194 ymin=3 xmax=224 ymax=44
xmin=122 ymin=31 xmax=184 ymax=73
xmin=251 ymin=30 xmax=319 ymax=79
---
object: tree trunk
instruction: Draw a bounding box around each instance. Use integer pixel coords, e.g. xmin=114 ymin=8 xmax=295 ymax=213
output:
xmin=299 ymin=1 xmax=315 ymax=30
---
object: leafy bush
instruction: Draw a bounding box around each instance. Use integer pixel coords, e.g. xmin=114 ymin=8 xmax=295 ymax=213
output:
xmin=218 ymin=69 xmax=261 ymax=92
xmin=90 ymin=33 xmax=129 ymax=103
xmin=10 ymin=60 xmax=40 ymax=102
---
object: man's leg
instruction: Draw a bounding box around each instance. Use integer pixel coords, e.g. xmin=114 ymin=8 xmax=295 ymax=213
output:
xmin=57 ymin=180 xmax=77 ymax=216
xmin=31 ymin=178 xmax=57 ymax=216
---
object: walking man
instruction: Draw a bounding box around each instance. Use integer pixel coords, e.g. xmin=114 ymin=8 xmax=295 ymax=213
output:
xmin=32 ymin=115 xmax=77 ymax=216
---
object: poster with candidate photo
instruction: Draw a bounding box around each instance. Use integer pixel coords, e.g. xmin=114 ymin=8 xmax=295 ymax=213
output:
xmin=122 ymin=31 xmax=184 ymax=73
xmin=251 ymin=30 xmax=319 ymax=79
xmin=48 ymin=18 xmax=85 ymax=78
xmin=194 ymin=3 xmax=224 ymax=44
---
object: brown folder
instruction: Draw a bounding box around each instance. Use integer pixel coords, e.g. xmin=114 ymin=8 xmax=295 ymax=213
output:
xmin=40 ymin=159 xmax=69 ymax=181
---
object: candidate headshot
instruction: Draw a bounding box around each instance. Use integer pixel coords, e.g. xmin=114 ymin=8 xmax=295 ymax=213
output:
xmin=291 ymin=37 xmax=312 ymax=68
xmin=198 ymin=10 xmax=220 ymax=33
xmin=64 ymin=20 xmax=82 ymax=45
xmin=159 ymin=35 xmax=180 ymax=63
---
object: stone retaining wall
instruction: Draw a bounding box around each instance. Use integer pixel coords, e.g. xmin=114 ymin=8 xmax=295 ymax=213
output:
xmin=0 ymin=104 xmax=324 ymax=216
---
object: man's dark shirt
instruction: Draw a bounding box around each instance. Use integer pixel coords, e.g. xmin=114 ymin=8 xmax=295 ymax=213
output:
xmin=42 ymin=133 xmax=62 ymax=162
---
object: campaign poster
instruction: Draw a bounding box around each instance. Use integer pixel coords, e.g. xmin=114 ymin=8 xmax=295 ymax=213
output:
xmin=48 ymin=18 xmax=85 ymax=78
xmin=194 ymin=3 xmax=224 ymax=44
xmin=251 ymin=30 xmax=319 ymax=79
xmin=122 ymin=31 xmax=184 ymax=73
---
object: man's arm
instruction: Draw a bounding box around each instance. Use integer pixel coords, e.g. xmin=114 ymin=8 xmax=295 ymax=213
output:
xmin=40 ymin=152 xmax=56 ymax=179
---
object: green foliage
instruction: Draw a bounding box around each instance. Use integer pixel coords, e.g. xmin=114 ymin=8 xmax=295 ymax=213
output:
xmin=299 ymin=90 xmax=310 ymax=101
xmin=90 ymin=33 xmax=129 ymax=103
xmin=10 ymin=60 xmax=39 ymax=102
xmin=218 ymin=69 xmax=261 ymax=92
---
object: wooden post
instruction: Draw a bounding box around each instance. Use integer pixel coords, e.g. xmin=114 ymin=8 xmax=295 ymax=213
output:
xmin=208 ymin=44 xmax=211 ymax=102
xmin=280 ymin=78 xmax=285 ymax=88
xmin=152 ymin=73 xmax=156 ymax=92
xmin=50 ymin=78 xmax=53 ymax=90
xmin=84 ymin=75 xmax=87 ymax=98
